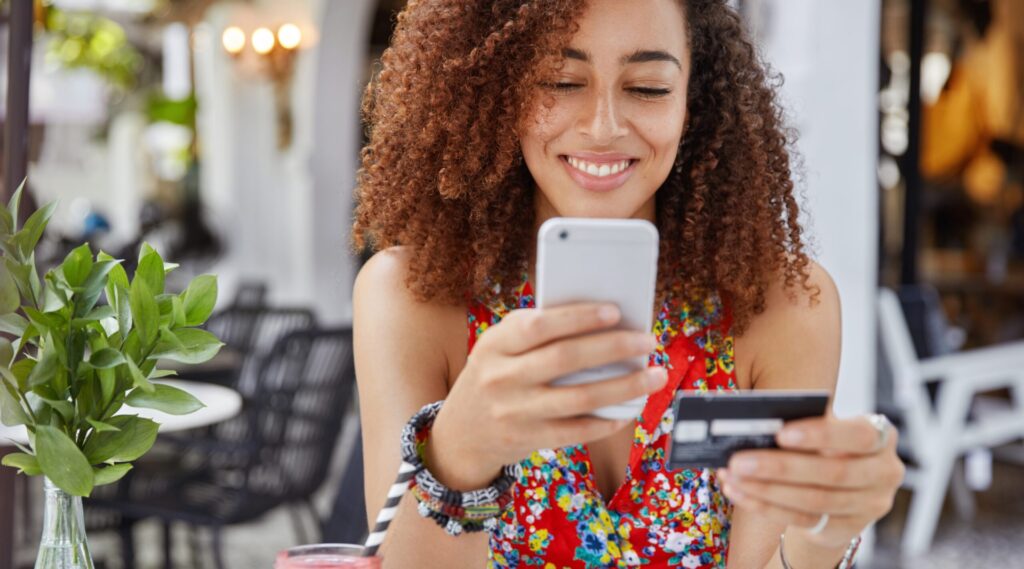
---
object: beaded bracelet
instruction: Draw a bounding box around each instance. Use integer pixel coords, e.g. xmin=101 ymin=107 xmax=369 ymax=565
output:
xmin=399 ymin=400 xmax=518 ymax=536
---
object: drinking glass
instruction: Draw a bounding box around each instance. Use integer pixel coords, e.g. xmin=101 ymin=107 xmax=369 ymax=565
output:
xmin=274 ymin=544 xmax=381 ymax=568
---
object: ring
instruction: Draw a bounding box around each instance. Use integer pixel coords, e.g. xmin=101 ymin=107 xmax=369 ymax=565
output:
xmin=809 ymin=513 xmax=829 ymax=535
xmin=866 ymin=413 xmax=893 ymax=453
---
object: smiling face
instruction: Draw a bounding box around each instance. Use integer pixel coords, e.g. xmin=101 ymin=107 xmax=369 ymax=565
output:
xmin=520 ymin=0 xmax=690 ymax=223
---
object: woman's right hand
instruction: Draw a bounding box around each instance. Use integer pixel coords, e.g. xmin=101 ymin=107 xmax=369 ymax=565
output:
xmin=425 ymin=303 xmax=667 ymax=490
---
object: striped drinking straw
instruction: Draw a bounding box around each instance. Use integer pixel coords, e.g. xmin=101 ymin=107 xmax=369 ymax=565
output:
xmin=362 ymin=459 xmax=418 ymax=557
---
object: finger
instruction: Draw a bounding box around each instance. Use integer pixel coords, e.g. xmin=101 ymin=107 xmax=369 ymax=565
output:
xmin=543 ymin=415 xmax=634 ymax=449
xmin=516 ymin=329 xmax=656 ymax=385
xmin=777 ymin=415 xmax=897 ymax=456
xmin=536 ymin=367 xmax=668 ymax=418
xmin=720 ymin=484 xmax=864 ymax=538
xmin=720 ymin=471 xmax=875 ymax=516
xmin=496 ymin=304 xmax=622 ymax=354
xmin=727 ymin=450 xmax=875 ymax=489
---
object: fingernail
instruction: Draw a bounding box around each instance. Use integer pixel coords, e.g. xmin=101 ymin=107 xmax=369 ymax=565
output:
xmin=779 ymin=428 xmax=805 ymax=446
xmin=645 ymin=368 xmax=668 ymax=390
xmin=599 ymin=305 xmax=620 ymax=323
xmin=716 ymin=468 xmax=729 ymax=482
xmin=724 ymin=483 xmax=744 ymax=500
xmin=732 ymin=457 xmax=758 ymax=475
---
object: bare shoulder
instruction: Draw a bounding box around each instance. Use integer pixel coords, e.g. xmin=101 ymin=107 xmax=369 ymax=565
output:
xmin=734 ymin=260 xmax=842 ymax=392
xmin=353 ymin=246 xmax=467 ymax=386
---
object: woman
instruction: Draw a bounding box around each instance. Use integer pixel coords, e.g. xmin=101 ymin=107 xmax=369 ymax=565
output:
xmin=352 ymin=1 xmax=905 ymax=567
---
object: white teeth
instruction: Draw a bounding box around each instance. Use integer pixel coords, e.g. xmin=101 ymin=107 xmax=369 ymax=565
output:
xmin=565 ymin=156 xmax=632 ymax=178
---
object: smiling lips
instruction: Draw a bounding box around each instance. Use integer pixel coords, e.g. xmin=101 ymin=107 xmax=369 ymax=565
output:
xmin=560 ymin=154 xmax=638 ymax=192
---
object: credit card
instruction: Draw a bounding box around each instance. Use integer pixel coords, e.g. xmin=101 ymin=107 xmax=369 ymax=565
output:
xmin=667 ymin=390 xmax=830 ymax=469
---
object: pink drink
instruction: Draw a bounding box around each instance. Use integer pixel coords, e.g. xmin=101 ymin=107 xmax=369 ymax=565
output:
xmin=275 ymin=544 xmax=381 ymax=568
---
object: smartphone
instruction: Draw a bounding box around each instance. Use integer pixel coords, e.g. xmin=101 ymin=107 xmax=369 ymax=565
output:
xmin=668 ymin=390 xmax=831 ymax=468
xmin=535 ymin=217 xmax=659 ymax=420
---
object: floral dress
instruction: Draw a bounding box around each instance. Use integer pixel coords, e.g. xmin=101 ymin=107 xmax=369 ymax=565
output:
xmin=468 ymin=280 xmax=738 ymax=569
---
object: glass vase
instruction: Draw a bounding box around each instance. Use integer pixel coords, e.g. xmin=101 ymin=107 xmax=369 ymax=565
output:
xmin=34 ymin=477 xmax=94 ymax=569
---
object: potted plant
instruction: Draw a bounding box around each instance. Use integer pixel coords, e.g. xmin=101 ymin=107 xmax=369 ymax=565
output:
xmin=0 ymin=183 xmax=223 ymax=568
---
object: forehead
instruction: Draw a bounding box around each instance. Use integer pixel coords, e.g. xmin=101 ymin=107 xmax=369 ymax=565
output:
xmin=568 ymin=0 xmax=688 ymax=58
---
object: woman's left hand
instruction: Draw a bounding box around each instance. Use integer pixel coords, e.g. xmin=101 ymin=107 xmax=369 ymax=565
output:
xmin=717 ymin=414 xmax=905 ymax=548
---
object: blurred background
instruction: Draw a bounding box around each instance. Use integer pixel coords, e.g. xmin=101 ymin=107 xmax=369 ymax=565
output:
xmin=0 ymin=0 xmax=1022 ymax=567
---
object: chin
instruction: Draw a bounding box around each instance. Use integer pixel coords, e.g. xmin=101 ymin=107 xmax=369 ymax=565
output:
xmin=547 ymin=196 xmax=650 ymax=220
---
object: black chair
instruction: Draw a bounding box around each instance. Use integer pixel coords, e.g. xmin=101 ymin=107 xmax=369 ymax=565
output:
xmin=188 ymin=306 xmax=316 ymax=389
xmin=89 ymin=328 xmax=357 ymax=569
xmin=85 ymin=308 xmax=318 ymax=569
xmin=322 ymin=422 xmax=368 ymax=545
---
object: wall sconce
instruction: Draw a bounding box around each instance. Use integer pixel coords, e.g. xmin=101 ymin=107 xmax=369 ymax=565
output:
xmin=221 ymin=23 xmax=304 ymax=149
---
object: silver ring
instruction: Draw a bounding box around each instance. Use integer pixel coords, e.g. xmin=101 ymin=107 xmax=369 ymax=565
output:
xmin=867 ymin=413 xmax=893 ymax=453
xmin=809 ymin=513 xmax=829 ymax=535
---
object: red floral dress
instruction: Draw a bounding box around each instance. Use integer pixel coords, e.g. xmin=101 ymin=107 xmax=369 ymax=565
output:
xmin=468 ymin=280 xmax=738 ymax=569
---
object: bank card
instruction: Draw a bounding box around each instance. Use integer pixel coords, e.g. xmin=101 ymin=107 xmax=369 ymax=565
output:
xmin=667 ymin=390 xmax=830 ymax=469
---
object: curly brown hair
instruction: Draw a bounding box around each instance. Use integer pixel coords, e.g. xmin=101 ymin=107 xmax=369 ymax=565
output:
xmin=353 ymin=0 xmax=816 ymax=332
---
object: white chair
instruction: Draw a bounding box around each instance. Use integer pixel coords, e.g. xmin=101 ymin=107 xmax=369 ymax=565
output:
xmin=877 ymin=287 xmax=1024 ymax=557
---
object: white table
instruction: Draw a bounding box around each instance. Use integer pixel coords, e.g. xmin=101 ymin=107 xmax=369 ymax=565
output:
xmin=0 ymin=379 xmax=242 ymax=569
xmin=0 ymin=379 xmax=243 ymax=445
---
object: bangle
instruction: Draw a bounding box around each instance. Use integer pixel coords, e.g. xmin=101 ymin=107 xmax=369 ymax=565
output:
xmin=779 ymin=531 xmax=862 ymax=569
xmin=399 ymin=400 xmax=517 ymax=536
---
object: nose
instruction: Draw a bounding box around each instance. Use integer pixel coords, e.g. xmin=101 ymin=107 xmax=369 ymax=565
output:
xmin=578 ymin=87 xmax=628 ymax=144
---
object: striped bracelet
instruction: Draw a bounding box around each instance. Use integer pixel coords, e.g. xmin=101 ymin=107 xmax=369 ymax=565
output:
xmin=399 ymin=399 xmax=517 ymax=536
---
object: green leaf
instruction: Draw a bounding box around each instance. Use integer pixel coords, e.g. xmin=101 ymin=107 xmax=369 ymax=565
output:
xmin=124 ymin=358 xmax=153 ymax=392
xmin=97 ymin=368 xmax=116 ymax=409
xmin=125 ymin=383 xmax=204 ymax=415
xmin=149 ymin=328 xmax=223 ymax=365
xmin=10 ymin=358 xmax=34 ymax=391
xmin=1 ymin=452 xmax=42 ymax=476
xmin=35 ymin=425 xmax=94 ymax=497
xmin=74 ymin=260 xmax=119 ymax=317
xmin=39 ymin=397 xmax=74 ymax=423
xmin=93 ymin=463 xmax=132 ymax=486
xmin=27 ymin=344 xmax=59 ymax=388
xmin=86 ymin=418 xmax=120 ymax=433
xmin=0 ymin=338 xmax=11 ymax=367
xmin=0 ymin=263 xmax=19 ymax=314
xmin=89 ymin=348 xmax=126 ymax=369
xmin=150 ymin=369 xmax=177 ymax=379
xmin=0 ymin=376 xmax=29 ymax=426
xmin=82 ymin=415 xmax=158 ymax=464
xmin=99 ymin=251 xmax=128 ymax=308
xmin=72 ymin=305 xmax=115 ymax=325
xmin=4 ymin=181 xmax=25 ymax=234
xmin=23 ymin=307 xmax=63 ymax=338
xmin=114 ymin=284 xmax=132 ymax=337
xmin=181 ymin=275 xmax=217 ymax=327
xmin=12 ymin=202 xmax=57 ymax=260
xmin=129 ymin=279 xmax=158 ymax=347
xmin=41 ymin=274 xmax=69 ymax=312
xmin=5 ymin=258 xmax=33 ymax=304
xmin=134 ymin=244 xmax=165 ymax=296
xmin=0 ymin=313 xmax=29 ymax=336
xmin=171 ymin=295 xmax=186 ymax=328
xmin=60 ymin=243 xmax=94 ymax=288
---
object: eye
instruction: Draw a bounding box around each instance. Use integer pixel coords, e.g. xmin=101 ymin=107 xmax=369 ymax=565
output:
xmin=628 ymin=87 xmax=671 ymax=99
xmin=541 ymin=81 xmax=583 ymax=92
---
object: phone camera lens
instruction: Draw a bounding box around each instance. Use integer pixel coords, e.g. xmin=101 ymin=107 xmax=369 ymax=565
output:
xmin=559 ymin=230 xmax=569 ymax=240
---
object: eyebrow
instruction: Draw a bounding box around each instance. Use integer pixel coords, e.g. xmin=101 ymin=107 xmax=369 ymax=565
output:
xmin=561 ymin=47 xmax=682 ymax=69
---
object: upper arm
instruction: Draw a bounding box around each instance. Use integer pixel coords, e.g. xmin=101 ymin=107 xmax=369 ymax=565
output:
xmin=353 ymin=248 xmax=487 ymax=561
xmin=739 ymin=261 xmax=842 ymax=398
xmin=726 ymin=261 xmax=842 ymax=569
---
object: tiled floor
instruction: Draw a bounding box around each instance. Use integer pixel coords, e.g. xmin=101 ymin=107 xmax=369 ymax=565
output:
xmin=870 ymin=458 xmax=1024 ymax=569
xmin=14 ymin=437 xmax=1024 ymax=568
